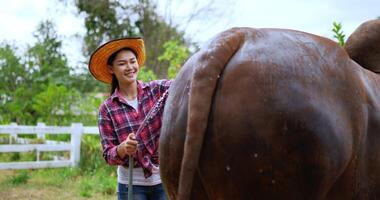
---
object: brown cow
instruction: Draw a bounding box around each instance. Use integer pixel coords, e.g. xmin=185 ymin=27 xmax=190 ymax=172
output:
xmin=159 ymin=19 xmax=380 ymax=200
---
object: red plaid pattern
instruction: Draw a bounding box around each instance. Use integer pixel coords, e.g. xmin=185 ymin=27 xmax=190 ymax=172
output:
xmin=98 ymin=80 xmax=171 ymax=177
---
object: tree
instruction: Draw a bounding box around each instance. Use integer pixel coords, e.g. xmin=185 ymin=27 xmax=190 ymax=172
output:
xmin=0 ymin=44 xmax=33 ymax=123
xmin=75 ymin=0 xmax=187 ymax=78
xmin=0 ymin=20 xmax=98 ymax=125
xmin=57 ymin=0 xmax=233 ymax=79
xmin=25 ymin=20 xmax=72 ymax=90
xmin=158 ymin=40 xmax=190 ymax=79
xmin=75 ymin=0 xmax=138 ymax=57
xmin=33 ymin=83 xmax=79 ymax=125
xmin=0 ymin=44 xmax=27 ymax=97
xmin=133 ymin=0 xmax=188 ymax=77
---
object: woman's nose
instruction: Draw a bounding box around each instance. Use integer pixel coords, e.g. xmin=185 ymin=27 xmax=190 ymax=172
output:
xmin=125 ymin=63 xmax=133 ymax=69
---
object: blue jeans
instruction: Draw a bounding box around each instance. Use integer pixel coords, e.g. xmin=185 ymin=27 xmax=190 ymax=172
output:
xmin=117 ymin=183 xmax=167 ymax=200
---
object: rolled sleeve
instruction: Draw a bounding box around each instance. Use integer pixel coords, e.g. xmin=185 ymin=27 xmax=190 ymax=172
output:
xmin=150 ymin=79 xmax=172 ymax=99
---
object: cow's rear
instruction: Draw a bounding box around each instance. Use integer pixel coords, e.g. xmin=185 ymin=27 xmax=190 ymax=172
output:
xmin=160 ymin=27 xmax=371 ymax=199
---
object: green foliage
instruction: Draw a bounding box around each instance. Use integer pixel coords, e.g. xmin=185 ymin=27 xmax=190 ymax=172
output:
xmin=137 ymin=0 xmax=188 ymax=77
xmin=72 ymin=92 xmax=104 ymax=126
xmin=69 ymin=72 xmax=108 ymax=95
xmin=79 ymin=135 xmax=117 ymax=195
xmin=33 ymin=83 xmax=79 ymax=125
xmin=78 ymin=168 xmax=117 ymax=197
xmin=138 ymin=67 xmax=158 ymax=82
xmin=97 ymin=174 xmax=116 ymax=195
xmin=332 ymin=22 xmax=346 ymax=46
xmin=79 ymin=135 xmax=115 ymax=176
xmin=0 ymin=167 xmax=115 ymax=199
xmin=0 ymin=20 xmax=81 ymax=125
xmin=0 ymin=44 xmax=31 ymax=124
xmin=0 ymin=44 xmax=27 ymax=93
xmin=79 ymin=178 xmax=93 ymax=197
xmin=158 ymin=40 xmax=190 ymax=79
xmin=79 ymin=135 xmax=104 ymax=172
xmin=7 ymin=170 xmax=30 ymax=185
xmin=33 ymin=167 xmax=81 ymax=187
xmin=26 ymin=21 xmax=72 ymax=88
xmin=76 ymin=0 xmax=189 ymax=78
xmin=0 ymin=152 xmax=37 ymax=162
xmin=0 ymin=134 xmax=9 ymax=144
xmin=2 ymin=86 xmax=35 ymax=124
xmin=76 ymin=0 xmax=138 ymax=56
xmin=10 ymin=152 xmax=21 ymax=161
xmin=0 ymin=19 xmax=104 ymax=126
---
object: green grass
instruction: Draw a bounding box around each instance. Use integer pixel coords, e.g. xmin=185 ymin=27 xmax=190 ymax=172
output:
xmin=7 ymin=170 xmax=30 ymax=185
xmin=0 ymin=167 xmax=116 ymax=200
xmin=0 ymin=134 xmax=120 ymax=199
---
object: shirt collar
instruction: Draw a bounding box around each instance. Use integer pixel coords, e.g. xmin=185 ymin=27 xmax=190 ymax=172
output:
xmin=110 ymin=81 xmax=149 ymax=101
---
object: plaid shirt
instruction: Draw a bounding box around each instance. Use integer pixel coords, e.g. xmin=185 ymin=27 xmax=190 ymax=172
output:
xmin=98 ymin=80 xmax=171 ymax=177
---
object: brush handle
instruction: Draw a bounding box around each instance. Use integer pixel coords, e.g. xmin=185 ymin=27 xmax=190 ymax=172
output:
xmin=128 ymin=155 xmax=133 ymax=200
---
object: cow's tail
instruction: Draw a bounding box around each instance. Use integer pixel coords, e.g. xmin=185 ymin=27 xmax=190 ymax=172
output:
xmin=177 ymin=28 xmax=246 ymax=200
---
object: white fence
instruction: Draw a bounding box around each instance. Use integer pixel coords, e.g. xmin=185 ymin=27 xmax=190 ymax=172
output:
xmin=0 ymin=123 xmax=98 ymax=170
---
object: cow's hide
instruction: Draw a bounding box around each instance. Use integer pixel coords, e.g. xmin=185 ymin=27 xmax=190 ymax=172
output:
xmin=159 ymin=20 xmax=380 ymax=200
xmin=345 ymin=19 xmax=380 ymax=73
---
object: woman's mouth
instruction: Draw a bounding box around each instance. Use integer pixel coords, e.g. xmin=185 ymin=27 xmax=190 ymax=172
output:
xmin=124 ymin=70 xmax=136 ymax=78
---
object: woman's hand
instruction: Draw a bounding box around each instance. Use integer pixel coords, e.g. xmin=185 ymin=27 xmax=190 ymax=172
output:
xmin=117 ymin=133 xmax=138 ymax=158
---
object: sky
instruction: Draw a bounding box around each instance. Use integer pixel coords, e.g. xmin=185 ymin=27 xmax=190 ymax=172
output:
xmin=0 ymin=0 xmax=378 ymax=66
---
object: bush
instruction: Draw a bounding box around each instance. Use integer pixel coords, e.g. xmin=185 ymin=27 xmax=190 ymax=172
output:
xmin=79 ymin=135 xmax=117 ymax=196
xmin=80 ymin=135 xmax=104 ymax=172
xmin=8 ymin=170 xmax=30 ymax=185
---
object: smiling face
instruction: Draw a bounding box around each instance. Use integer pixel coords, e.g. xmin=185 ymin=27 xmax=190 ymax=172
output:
xmin=108 ymin=49 xmax=140 ymax=85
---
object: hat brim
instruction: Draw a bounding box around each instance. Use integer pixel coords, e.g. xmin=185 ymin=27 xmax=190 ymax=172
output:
xmin=89 ymin=37 xmax=146 ymax=84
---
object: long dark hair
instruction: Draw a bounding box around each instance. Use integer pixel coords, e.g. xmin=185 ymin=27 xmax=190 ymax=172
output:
xmin=107 ymin=47 xmax=138 ymax=95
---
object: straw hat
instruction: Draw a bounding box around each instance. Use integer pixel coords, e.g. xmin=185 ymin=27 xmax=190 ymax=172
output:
xmin=89 ymin=37 xmax=146 ymax=84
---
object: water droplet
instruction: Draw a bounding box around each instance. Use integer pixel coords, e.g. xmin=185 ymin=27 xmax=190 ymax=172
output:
xmin=217 ymin=75 xmax=220 ymax=78
xmin=254 ymin=153 xmax=258 ymax=158
xmin=259 ymin=169 xmax=263 ymax=173
xmin=226 ymin=165 xmax=231 ymax=171
xmin=271 ymin=179 xmax=276 ymax=184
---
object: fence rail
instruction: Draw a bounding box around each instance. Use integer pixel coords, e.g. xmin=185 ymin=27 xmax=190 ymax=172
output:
xmin=0 ymin=123 xmax=98 ymax=170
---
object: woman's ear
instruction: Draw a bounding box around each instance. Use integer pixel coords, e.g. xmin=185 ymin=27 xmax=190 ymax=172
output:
xmin=107 ymin=65 xmax=114 ymax=74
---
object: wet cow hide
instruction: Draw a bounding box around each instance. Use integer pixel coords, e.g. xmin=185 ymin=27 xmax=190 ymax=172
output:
xmin=159 ymin=19 xmax=380 ymax=200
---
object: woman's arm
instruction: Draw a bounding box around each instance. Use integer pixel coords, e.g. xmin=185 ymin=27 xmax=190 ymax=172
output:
xmin=98 ymin=103 xmax=130 ymax=165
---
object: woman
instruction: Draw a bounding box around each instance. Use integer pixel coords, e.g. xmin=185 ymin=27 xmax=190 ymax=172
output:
xmin=89 ymin=37 xmax=171 ymax=200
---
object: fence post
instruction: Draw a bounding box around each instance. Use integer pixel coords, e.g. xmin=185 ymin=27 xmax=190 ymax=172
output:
xmin=9 ymin=122 xmax=17 ymax=144
xmin=37 ymin=122 xmax=46 ymax=140
xmin=70 ymin=123 xmax=83 ymax=167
